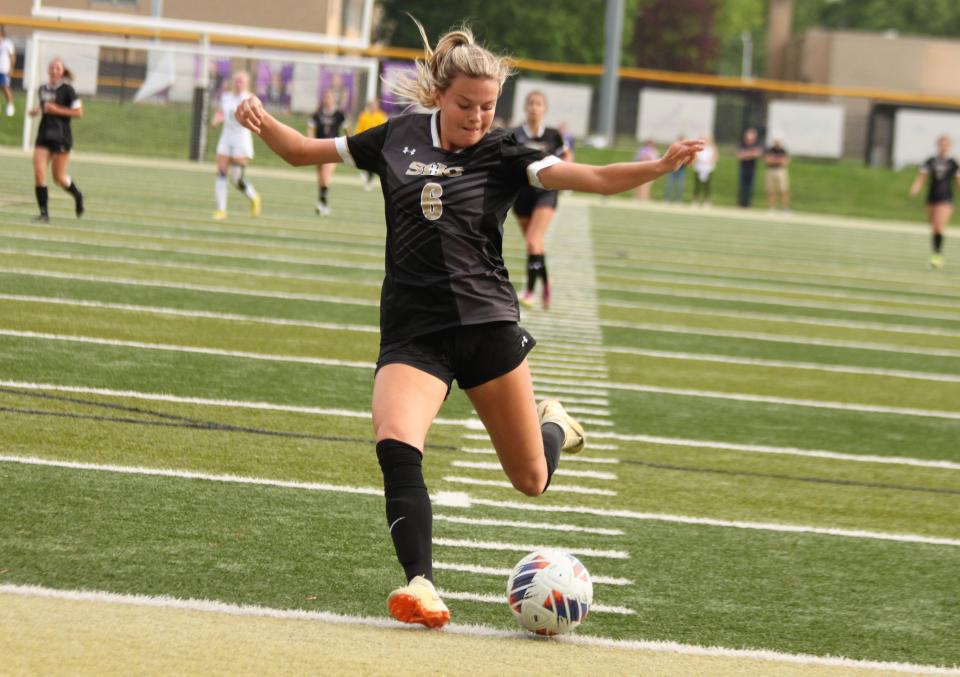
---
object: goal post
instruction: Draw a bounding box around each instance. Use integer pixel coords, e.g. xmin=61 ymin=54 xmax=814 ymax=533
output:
xmin=22 ymin=30 xmax=380 ymax=161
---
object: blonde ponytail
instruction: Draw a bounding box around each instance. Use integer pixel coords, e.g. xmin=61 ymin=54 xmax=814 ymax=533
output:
xmin=389 ymin=16 xmax=513 ymax=109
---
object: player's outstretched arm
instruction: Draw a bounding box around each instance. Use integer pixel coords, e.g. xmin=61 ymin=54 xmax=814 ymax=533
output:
xmin=538 ymin=138 xmax=703 ymax=196
xmin=236 ymin=95 xmax=341 ymax=167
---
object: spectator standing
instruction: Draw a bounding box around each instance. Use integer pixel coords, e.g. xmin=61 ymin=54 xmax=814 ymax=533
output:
xmin=736 ymin=128 xmax=763 ymax=207
xmin=765 ymin=137 xmax=790 ymax=211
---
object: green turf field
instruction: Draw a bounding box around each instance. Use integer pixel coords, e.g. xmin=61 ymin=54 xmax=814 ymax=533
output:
xmin=0 ymin=150 xmax=958 ymax=672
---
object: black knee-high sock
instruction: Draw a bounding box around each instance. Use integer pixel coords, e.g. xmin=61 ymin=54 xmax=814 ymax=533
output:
xmin=376 ymin=439 xmax=433 ymax=583
xmin=526 ymin=254 xmax=543 ymax=293
xmin=35 ymin=186 xmax=48 ymax=215
xmin=320 ymin=185 xmax=329 ymax=204
xmin=539 ymin=254 xmax=550 ymax=290
xmin=933 ymin=232 xmax=944 ymax=253
xmin=541 ymin=422 xmax=563 ymax=491
xmin=65 ymin=180 xmax=82 ymax=199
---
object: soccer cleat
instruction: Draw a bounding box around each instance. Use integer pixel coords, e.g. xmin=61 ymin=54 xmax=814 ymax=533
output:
xmin=212 ymin=210 xmax=227 ymax=221
xmin=387 ymin=575 xmax=450 ymax=629
xmin=537 ymin=399 xmax=585 ymax=454
xmin=542 ymin=283 xmax=551 ymax=311
xmin=31 ymin=213 xmax=49 ymax=223
xmin=518 ymin=291 xmax=534 ymax=309
xmin=5 ymin=103 xmax=13 ymax=117
xmin=250 ymin=194 xmax=262 ymax=216
xmin=315 ymin=202 xmax=331 ymax=217
xmin=74 ymin=191 xmax=84 ymax=218
xmin=930 ymin=254 xmax=945 ymax=269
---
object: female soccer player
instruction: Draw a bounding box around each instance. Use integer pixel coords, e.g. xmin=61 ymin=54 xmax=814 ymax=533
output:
xmin=910 ymin=135 xmax=960 ymax=269
xmin=29 ymin=57 xmax=84 ymax=222
xmin=235 ymin=21 xmax=701 ymax=629
xmin=307 ymin=89 xmax=347 ymax=215
xmin=512 ymin=91 xmax=571 ymax=310
xmin=211 ymin=71 xmax=261 ymax=220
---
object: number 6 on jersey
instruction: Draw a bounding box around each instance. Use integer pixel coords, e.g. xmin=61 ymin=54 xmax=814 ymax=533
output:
xmin=421 ymin=182 xmax=443 ymax=221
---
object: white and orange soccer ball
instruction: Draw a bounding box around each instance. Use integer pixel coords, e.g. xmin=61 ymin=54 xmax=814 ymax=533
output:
xmin=506 ymin=549 xmax=593 ymax=635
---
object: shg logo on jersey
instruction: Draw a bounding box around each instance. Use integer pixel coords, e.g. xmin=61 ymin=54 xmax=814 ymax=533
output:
xmin=406 ymin=161 xmax=464 ymax=178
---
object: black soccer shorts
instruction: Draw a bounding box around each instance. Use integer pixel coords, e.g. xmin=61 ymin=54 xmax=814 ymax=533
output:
xmin=376 ymin=321 xmax=537 ymax=393
xmin=513 ymin=187 xmax=559 ymax=218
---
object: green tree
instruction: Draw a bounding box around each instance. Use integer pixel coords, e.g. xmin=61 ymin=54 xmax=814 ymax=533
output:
xmin=794 ymin=0 xmax=960 ymax=37
xmin=376 ymin=1 xmax=613 ymax=64
xmin=629 ymin=0 xmax=722 ymax=72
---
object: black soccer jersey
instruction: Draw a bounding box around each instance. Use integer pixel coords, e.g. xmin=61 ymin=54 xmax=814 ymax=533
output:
xmin=337 ymin=112 xmax=560 ymax=342
xmin=36 ymin=81 xmax=80 ymax=149
xmin=922 ymin=156 xmax=959 ymax=204
xmin=309 ymin=109 xmax=346 ymax=139
xmin=512 ymin=123 xmax=567 ymax=159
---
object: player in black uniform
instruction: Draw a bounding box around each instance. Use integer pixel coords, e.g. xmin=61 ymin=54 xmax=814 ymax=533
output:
xmin=307 ymin=89 xmax=347 ymax=216
xmin=235 ymin=20 xmax=701 ymax=629
xmin=28 ymin=57 xmax=84 ymax=222
xmin=512 ymin=91 xmax=571 ymax=310
xmin=910 ymin=135 xmax=960 ymax=269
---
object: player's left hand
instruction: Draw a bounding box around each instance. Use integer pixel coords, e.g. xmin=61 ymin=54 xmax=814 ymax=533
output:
xmin=660 ymin=139 xmax=705 ymax=173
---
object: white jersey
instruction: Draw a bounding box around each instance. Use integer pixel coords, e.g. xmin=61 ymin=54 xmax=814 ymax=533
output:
xmin=0 ymin=38 xmax=14 ymax=74
xmin=216 ymin=90 xmax=254 ymax=159
xmin=693 ymin=145 xmax=717 ymax=181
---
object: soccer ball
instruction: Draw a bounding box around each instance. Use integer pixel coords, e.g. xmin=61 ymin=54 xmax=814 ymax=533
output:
xmin=506 ymin=549 xmax=593 ymax=636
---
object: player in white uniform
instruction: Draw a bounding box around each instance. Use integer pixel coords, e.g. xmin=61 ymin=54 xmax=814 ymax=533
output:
xmin=211 ymin=71 xmax=261 ymax=220
xmin=0 ymin=25 xmax=16 ymax=117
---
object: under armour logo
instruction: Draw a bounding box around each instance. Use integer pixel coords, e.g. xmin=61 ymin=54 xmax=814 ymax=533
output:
xmin=520 ymin=335 xmax=529 ymax=347
xmin=402 ymin=146 xmax=416 ymax=155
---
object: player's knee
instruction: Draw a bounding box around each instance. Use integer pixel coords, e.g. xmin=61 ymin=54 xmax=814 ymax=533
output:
xmin=512 ymin=473 xmax=547 ymax=498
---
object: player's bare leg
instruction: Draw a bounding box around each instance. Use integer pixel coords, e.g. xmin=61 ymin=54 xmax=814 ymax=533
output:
xmin=32 ymin=146 xmax=50 ymax=221
xmin=466 ymin=358 xmax=584 ymax=498
xmin=51 ymin=152 xmax=83 ymax=217
xmin=316 ymin=163 xmax=336 ymax=215
xmin=929 ymin=203 xmax=952 ymax=268
xmin=525 ymin=207 xmax=554 ymax=308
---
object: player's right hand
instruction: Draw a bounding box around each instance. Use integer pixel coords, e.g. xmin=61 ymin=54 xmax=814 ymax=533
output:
xmin=235 ymin=96 xmax=266 ymax=134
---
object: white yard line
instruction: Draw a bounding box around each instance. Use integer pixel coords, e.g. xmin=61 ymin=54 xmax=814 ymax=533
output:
xmin=606 ymin=346 xmax=960 ymax=383
xmin=432 ymin=560 xmax=633 ymax=585
xmin=465 ymin=496 xmax=960 ymax=547
xmin=432 ymin=514 xmax=624 ymax=536
xmin=0 ymin=329 xmax=376 ymax=369
xmin=1 ymin=583 xmax=955 ymax=674
xmin=602 ymin=319 xmax=960 ymax=359
xmin=0 ymin=294 xmax=380 ymax=332
xmin=0 ymin=268 xmax=380 ymax=306
xmin=600 ymin=285 xmax=960 ymax=322
xmin=588 ymin=432 xmax=960 ymax=471
xmin=535 ymin=376 xmax=960 ymax=420
xmin=0 ymin=246 xmax=382 ymax=287
xmin=0 ymin=232 xmax=386 ymax=271
xmin=432 ymin=538 xmax=629 ymax=560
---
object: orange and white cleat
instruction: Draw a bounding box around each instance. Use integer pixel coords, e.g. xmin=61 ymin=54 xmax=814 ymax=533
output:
xmin=387 ymin=575 xmax=450 ymax=629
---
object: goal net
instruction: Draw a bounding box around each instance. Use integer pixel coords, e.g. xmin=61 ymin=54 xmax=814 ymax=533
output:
xmin=21 ymin=31 xmax=379 ymax=162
